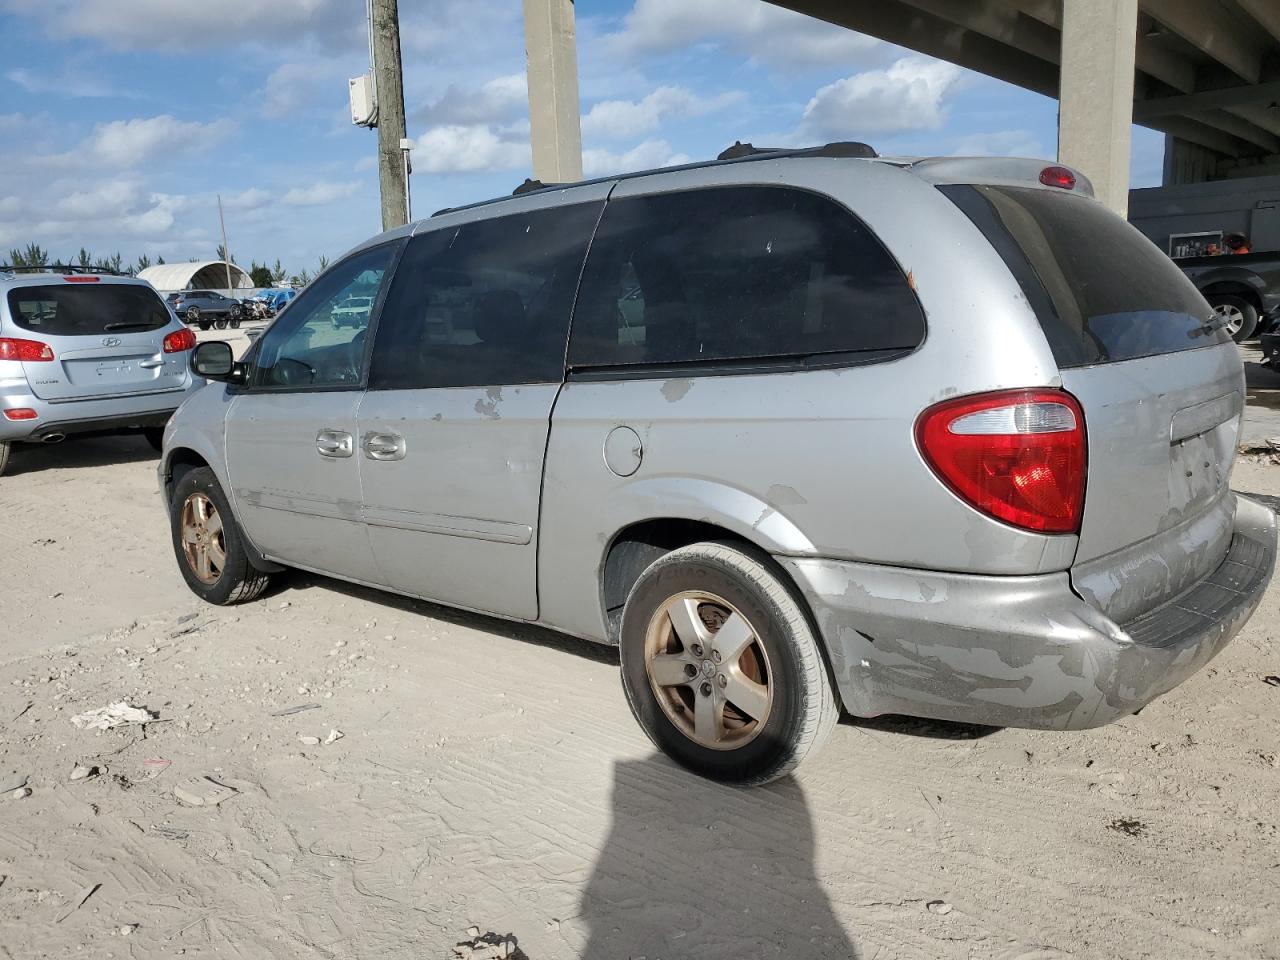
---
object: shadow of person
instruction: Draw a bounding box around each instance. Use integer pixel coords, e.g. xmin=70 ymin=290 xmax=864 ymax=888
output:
xmin=577 ymin=754 xmax=859 ymax=959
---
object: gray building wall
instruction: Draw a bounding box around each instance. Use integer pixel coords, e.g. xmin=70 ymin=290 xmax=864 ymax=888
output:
xmin=1129 ymin=175 xmax=1280 ymax=255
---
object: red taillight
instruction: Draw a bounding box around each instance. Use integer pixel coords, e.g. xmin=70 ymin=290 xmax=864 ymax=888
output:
xmin=1038 ymin=165 xmax=1076 ymax=189
xmin=0 ymin=338 xmax=55 ymax=362
xmin=63 ymin=275 xmax=100 ymax=283
xmin=163 ymin=328 xmax=197 ymax=353
xmin=3 ymin=408 xmax=37 ymax=421
xmin=916 ymin=389 xmax=1086 ymax=534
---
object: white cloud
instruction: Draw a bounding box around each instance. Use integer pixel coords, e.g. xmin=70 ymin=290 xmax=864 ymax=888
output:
xmin=6 ymin=65 xmax=128 ymax=99
xmin=414 ymin=124 xmax=530 ymax=173
xmin=582 ymin=139 xmax=691 ymax=177
xmin=582 ymin=86 xmax=742 ymax=140
xmin=223 ymin=187 xmax=272 ymax=211
xmin=800 ymin=58 xmax=962 ymax=139
xmin=949 ymin=130 xmax=1046 ymax=159
xmin=281 ymin=180 xmax=360 ymax=207
xmin=416 ymin=73 xmax=528 ymax=126
xmin=262 ymin=62 xmax=341 ymax=119
xmin=85 ymin=115 xmax=235 ymax=167
xmin=2 ymin=0 xmax=354 ymax=51
xmin=604 ymin=0 xmax=882 ymax=68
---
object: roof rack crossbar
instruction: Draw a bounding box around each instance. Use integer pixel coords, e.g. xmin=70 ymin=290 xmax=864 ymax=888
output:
xmin=0 ymin=263 xmax=128 ymax=276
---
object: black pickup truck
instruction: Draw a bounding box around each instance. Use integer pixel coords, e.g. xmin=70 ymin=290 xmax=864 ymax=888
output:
xmin=1176 ymin=251 xmax=1280 ymax=343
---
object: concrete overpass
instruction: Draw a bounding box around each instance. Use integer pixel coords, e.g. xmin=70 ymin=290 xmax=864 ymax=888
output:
xmin=521 ymin=0 xmax=1280 ymax=215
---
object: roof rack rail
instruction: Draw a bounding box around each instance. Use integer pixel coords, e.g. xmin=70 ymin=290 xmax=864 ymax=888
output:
xmin=717 ymin=140 xmax=877 ymax=161
xmin=0 ymin=263 xmax=128 ymax=277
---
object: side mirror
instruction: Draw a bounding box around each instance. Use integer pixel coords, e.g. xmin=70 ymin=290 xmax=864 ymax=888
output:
xmin=191 ymin=341 xmax=235 ymax=381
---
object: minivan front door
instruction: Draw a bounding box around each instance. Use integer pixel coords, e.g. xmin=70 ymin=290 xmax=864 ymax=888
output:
xmin=356 ymin=195 xmax=606 ymax=618
xmin=224 ymin=244 xmax=397 ymax=585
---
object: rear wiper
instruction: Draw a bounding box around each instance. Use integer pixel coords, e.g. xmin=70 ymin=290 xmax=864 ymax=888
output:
xmin=103 ymin=321 xmax=154 ymax=331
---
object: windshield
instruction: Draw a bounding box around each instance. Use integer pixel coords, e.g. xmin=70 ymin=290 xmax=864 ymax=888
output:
xmin=940 ymin=184 xmax=1229 ymax=366
xmin=8 ymin=283 xmax=170 ymax=336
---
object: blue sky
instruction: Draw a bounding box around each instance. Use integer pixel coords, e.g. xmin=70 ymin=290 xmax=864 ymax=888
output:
xmin=0 ymin=0 xmax=1166 ymax=278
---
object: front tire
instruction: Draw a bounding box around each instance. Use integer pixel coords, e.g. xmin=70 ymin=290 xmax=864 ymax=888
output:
xmin=619 ymin=541 xmax=837 ymax=785
xmin=1211 ymin=294 xmax=1259 ymax=342
xmin=213 ymin=318 xmax=229 ymax=330
xmin=171 ymin=467 xmax=272 ymax=605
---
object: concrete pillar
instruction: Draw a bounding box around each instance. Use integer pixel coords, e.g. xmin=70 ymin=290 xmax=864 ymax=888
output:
xmin=523 ymin=0 xmax=583 ymax=183
xmin=1057 ymin=0 xmax=1137 ymax=216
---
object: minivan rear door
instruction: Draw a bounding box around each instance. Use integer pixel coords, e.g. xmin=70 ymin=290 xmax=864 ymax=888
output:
xmin=943 ymin=184 xmax=1240 ymax=622
xmin=7 ymin=281 xmax=188 ymax=400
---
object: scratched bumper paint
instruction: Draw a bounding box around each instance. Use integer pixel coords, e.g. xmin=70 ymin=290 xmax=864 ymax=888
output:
xmin=781 ymin=495 xmax=1276 ymax=730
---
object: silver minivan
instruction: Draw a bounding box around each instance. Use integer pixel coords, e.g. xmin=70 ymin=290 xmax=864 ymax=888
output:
xmin=1 ymin=269 xmax=201 ymax=476
xmin=160 ymin=144 xmax=1276 ymax=784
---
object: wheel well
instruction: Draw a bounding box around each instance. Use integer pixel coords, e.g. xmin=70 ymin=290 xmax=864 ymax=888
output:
xmin=163 ymin=448 xmax=209 ymax=504
xmin=600 ymin=519 xmax=759 ymax=642
xmin=1201 ymin=282 xmax=1261 ymax=312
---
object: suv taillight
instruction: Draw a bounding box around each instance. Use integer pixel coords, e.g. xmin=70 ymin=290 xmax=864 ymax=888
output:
xmin=915 ymin=389 xmax=1086 ymax=534
xmin=0 ymin=338 xmax=55 ymax=362
xmin=163 ymin=328 xmax=197 ymax=353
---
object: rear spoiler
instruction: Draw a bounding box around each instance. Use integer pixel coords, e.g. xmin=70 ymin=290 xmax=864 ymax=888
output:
xmin=905 ymin=157 xmax=1095 ymax=199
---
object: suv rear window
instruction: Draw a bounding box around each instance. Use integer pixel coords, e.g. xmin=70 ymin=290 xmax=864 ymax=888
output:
xmin=8 ymin=283 xmax=170 ymax=336
xmin=569 ymin=185 xmax=925 ymax=372
xmin=940 ymin=184 xmax=1229 ymax=366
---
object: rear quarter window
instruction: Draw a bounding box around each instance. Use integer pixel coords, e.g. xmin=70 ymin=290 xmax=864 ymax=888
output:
xmin=940 ymin=184 xmax=1229 ymax=366
xmin=7 ymin=283 xmax=170 ymax=336
xmin=568 ymin=185 xmax=925 ymax=372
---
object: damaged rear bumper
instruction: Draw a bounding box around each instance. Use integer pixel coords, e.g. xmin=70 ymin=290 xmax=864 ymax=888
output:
xmin=780 ymin=494 xmax=1276 ymax=730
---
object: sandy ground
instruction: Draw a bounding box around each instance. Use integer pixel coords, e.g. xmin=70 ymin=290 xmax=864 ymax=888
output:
xmin=1 ymin=378 xmax=1280 ymax=959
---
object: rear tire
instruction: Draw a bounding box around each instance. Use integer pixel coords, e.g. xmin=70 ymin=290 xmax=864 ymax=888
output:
xmin=0 ymin=441 xmax=10 ymax=477
xmin=1211 ymin=294 xmax=1259 ymax=342
xmin=619 ymin=541 xmax=838 ymax=785
xmin=186 ymin=306 xmax=201 ymax=323
xmin=213 ymin=318 xmax=228 ymax=330
xmin=171 ymin=467 xmax=272 ymax=605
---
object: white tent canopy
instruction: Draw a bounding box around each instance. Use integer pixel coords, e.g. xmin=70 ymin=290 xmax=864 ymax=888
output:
xmin=136 ymin=261 xmax=251 ymax=294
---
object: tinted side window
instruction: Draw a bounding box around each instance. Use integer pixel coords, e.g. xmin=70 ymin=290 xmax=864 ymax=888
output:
xmin=250 ymin=244 xmax=395 ymax=390
xmin=369 ymin=201 xmax=603 ymax=390
xmin=569 ymin=186 xmax=924 ymax=370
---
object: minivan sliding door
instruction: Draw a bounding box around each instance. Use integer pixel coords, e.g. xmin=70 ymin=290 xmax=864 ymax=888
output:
xmin=357 ymin=192 xmax=607 ymax=619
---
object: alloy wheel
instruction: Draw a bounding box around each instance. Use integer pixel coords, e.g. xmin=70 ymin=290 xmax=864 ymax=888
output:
xmin=1215 ymin=302 xmax=1245 ymax=336
xmin=644 ymin=591 xmax=773 ymax=750
xmin=180 ymin=492 xmax=226 ymax=585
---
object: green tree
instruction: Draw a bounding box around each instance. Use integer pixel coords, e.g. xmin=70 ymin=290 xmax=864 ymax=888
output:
xmin=248 ymin=260 xmax=273 ymax=288
xmin=271 ymin=258 xmax=287 ymax=283
xmin=8 ymin=243 xmax=49 ymax=268
xmin=216 ymin=244 xmax=236 ymax=264
xmin=77 ymin=247 xmax=92 ymax=269
xmin=317 ymin=254 xmax=330 ymax=273
xmin=292 ymin=268 xmax=312 ymax=287
xmin=157 ymin=255 xmax=166 ymax=265
xmin=135 ymin=253 xmax=152 ymax=273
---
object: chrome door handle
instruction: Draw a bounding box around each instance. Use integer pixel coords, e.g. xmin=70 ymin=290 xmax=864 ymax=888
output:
xmin=362 ymin=431 xmax=406 ymax=461
xmin=139 ymin=359 xmax=164 ymax=369
xmin=316 ymin=429 xmax=353 ymax=458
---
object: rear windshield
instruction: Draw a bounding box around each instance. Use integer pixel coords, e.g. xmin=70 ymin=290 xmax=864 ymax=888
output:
xmin=940 ymin=184 xmax=1229 ymax=366
xmin=7 ymin=283 xmax=170 ymax=337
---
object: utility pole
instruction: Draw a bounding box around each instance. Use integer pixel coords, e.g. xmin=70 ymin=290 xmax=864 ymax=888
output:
xmin=371 ymin=0 xmax=409 ymax=230
xmin=217 ymin=193 xmax=233 ymax=296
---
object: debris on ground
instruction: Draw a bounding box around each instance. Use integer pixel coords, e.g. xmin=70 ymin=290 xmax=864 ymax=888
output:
xmin=54 ymin=883 xmax=100 ymax=923
xmin=141 ymin=758 xmax=171 ymax=780
xmin=70 ymin=701 xmax=157 ymax=731
xmin=1108 ymin=818 xmax=1147 ymax=837
xmin=10 ymin=787 xmax=31 ymax=800
xmin=1264 ymin=675 xmax=1280 ymax=687
xmin=453 ymin=929 xmax=521 ymax=959
xmin=926 ymin=900 xmax=953 ymax=916
xmin=271 ymin=703 xmax=321 ymax=717
xmin=324 ymin=728 xmax=344 ymax=745
xmin=173 ymin=776 xmax=238 ymax=807
xmin=0 ymin=771 xmax=29 ymax=794
xmin=69 ymin=764 xmax=99 ymax=782
xmin=298 ymin=735 xmax=321 ymax=746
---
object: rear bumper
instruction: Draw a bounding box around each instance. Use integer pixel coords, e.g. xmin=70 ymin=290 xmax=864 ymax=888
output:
xmin=780 ymin=494 xmax=1275 ymax=730
xmin=0 ymin=381 xmax=199 ymax=442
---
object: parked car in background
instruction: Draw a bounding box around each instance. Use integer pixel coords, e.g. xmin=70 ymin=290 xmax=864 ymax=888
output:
xmin=160 ymin=146 xmax=1275 ymax=785
xmin=252 ymin=288 xmax=297 ymax=316
xmin=169 ymin=290 xmax=245 ymax=330
xmin=1176 ymin=251 xmax=1280 ymax=342
xmin=1 ymin=268 xmax=202 ymax=476
xmin=331 ymin=295 xmax=374 ymax=328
